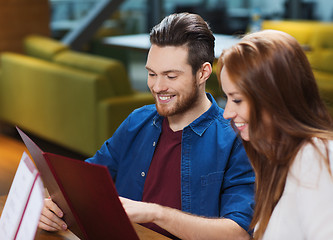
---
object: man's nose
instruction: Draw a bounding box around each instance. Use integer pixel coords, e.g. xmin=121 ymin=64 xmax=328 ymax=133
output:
xmin=152 ymin=77 xmax=167 ymax=93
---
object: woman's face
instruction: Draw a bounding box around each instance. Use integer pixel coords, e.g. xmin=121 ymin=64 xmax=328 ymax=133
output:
xmin=220 ymin=67 xmax=250 ymax=141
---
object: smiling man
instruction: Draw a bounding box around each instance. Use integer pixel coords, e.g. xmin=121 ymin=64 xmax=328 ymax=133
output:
xmin=39 ymin=13 xmax=255 ymax=240
xmin=145 ymin=44 xmax=211 ymax=130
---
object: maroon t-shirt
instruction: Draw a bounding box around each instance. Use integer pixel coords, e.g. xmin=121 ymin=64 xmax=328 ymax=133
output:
xmin=141 ymin=118 xmax=182 ymax=238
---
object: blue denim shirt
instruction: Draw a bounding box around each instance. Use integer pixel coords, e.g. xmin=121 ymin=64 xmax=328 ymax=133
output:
xmin=86 ymin=94 xmax=255 ymax=232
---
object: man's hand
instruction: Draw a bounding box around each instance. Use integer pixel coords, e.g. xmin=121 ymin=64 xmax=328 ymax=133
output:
xmin=119 ymin=197 xmax=250 ymax=240
xmin=39 ymin=198 xmax=67 ymax=231
xmin=119 ymin=197 xmax=161 ymax=223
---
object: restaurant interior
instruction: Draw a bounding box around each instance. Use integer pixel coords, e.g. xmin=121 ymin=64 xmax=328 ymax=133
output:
xmin=0 ymin=0 xmax=332 ymax=207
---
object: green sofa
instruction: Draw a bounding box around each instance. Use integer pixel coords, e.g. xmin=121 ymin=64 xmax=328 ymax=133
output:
xmin=262 ymin=20 xmax=333 ymax=116
xmin=0 ymin=35 xmax=154 ymax=156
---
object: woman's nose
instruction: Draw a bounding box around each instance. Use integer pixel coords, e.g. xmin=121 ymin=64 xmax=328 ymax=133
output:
xmin=223 ymin=103 xmax=236 ymax=120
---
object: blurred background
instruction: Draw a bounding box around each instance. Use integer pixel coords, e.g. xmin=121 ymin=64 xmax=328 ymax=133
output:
xmin=48 ymin=0 xmax=333 ymax=90
xmin=50 ymin=0 xmax=330 ymax=38
xmin=1 ymin=0 xmax=333 ymax=157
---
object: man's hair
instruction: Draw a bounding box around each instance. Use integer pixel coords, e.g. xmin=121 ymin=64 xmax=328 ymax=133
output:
xmin=150 ymin=12 xmax=215 ymax=75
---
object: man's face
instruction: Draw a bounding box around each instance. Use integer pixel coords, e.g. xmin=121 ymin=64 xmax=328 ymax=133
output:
xmin=146 ymin=44 xmax=199 ymax=117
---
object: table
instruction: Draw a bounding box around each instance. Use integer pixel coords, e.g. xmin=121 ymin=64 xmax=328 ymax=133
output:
xmin=102 ymin=33 xmax=240 ymax=59
xmin=0 ymin=195 xmax=170 ymax=240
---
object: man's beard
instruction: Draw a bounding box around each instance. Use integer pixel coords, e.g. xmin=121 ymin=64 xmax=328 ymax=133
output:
xmin=155 ymin=81 xmax=199 ymax=117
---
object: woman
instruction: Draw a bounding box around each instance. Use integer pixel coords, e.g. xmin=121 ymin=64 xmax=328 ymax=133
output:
xmin=217 ymin=29 xmax=333 ymax=239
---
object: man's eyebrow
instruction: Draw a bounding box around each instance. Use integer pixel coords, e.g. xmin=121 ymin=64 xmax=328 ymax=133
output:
xmin=145 ymin=66 xmax=153 ymax=71
xmin=145 ymin=66 xmax=184 ymax=74
xmin=162 ymin=70 xmax=183 ymax=74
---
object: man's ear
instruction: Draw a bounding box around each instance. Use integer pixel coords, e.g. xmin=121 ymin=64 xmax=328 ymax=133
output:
xmin=198 ymin=62 xmax=212 ymax=85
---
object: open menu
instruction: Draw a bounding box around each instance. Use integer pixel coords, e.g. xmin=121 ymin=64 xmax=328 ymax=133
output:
xmin=0 ymin=152 xmax=44 ymax=240
xmin=16 ymin=127 xmax=140 ymax=240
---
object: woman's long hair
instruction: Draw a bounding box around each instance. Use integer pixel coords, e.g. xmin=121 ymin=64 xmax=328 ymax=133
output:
xmin=217 ymin=30 xmax=333 ymax=239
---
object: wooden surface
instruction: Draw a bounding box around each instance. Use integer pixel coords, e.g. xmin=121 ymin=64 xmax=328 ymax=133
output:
xmin=0 ymin=133 xmax=170 ymax=239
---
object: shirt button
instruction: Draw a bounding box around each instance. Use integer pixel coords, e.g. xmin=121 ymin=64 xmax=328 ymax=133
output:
xmin=153 ymin=141 xmax=156 ymax=146
xmin=141 ymin=172 xmax=145 ymax=177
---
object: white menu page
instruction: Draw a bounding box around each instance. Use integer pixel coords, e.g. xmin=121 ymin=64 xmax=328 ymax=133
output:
xmin=0 ymin=152 xmax=44 ymax=240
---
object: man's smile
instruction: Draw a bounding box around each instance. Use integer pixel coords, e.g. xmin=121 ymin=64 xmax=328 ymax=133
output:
xmin=157 ymin=94 xmax=175 ymax=103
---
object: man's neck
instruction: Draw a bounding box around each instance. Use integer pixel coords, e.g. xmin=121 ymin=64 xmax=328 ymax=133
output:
xmin=167 ymin=94 xmax=212 ymax=132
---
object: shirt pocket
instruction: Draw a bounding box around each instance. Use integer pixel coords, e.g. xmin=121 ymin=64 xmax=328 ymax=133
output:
xmin=200 ymin=171 xmax=224 ymax=216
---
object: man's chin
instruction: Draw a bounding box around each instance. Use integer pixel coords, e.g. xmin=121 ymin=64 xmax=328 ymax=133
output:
xmin=156 ymin=108 xmax=171 ymax=117
xmin=156 ymin=105 xmax=174 ymax=117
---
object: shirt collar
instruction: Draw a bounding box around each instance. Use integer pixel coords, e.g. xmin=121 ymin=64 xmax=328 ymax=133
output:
xmin=188 ymin=93 xmax=220 ymax=136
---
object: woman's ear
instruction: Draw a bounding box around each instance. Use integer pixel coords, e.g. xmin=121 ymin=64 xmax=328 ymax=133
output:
xmin=198 ymin=62 xmax=212 ymax=85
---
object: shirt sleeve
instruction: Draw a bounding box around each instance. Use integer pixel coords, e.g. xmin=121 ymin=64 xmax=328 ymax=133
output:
xmin=85 ymin=113 xmax=132 ymax=180
xmin=220 ymin=138 xmax=255 ymax=233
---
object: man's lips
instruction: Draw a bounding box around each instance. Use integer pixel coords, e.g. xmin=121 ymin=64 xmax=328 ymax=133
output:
xmin=157 ymin=94 xmax=175 ymax=103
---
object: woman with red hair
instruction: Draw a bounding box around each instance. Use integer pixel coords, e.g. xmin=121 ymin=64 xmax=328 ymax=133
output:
xmin=218 ymin=30 xmax=333 ymax=239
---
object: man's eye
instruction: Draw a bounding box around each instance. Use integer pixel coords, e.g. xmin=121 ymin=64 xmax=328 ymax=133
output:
xmin=167 ymin=75 xmax=177 ymax=79
xmin=148 ymin=73 xmax=156 ymax=77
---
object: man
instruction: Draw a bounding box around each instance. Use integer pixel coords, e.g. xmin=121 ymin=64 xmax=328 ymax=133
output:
xmin=39 ymin=12 xmax=255 ymax=239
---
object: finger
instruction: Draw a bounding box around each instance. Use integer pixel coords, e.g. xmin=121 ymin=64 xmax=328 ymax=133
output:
xmin=44 ymin=198 xmax=64 ymax=218
xmin=39 ymin=212 xmax=67 ymax=231
xmin=38 ymin=217 xmax=60 ymax=232
xmin=39 ymin=204 xmax=67 ymax=231
xmin=41 ymin=207 xmax=67 ymax=228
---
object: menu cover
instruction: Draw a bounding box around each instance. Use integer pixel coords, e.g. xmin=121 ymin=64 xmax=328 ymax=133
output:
xmin=16 ymin=127 xmax=139 ymax=240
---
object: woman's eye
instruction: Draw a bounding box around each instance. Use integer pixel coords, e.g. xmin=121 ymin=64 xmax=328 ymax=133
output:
xmin=232 ymin=99 xmax=242 ymax=104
